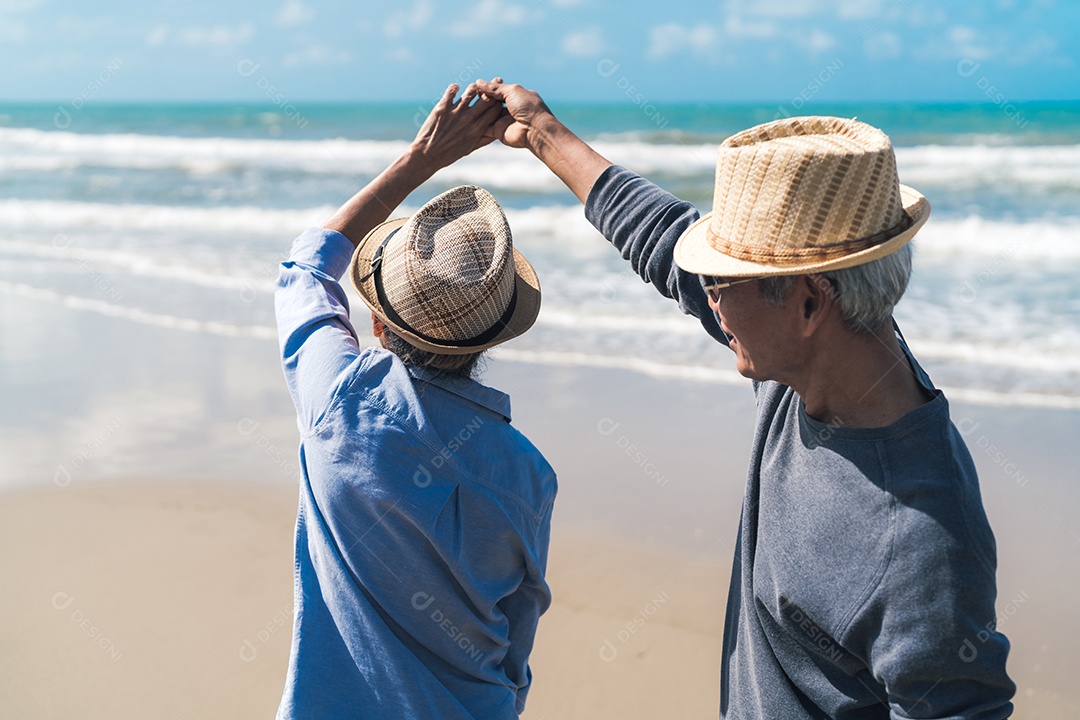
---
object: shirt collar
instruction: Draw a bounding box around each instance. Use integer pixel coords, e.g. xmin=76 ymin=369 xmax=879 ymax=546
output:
xmin=405 ymin=365 xmax=512 ymax=422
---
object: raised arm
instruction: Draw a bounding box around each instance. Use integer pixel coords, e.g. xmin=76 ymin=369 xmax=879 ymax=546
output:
xmin=276 ymin=82 xmax=503 ymax=430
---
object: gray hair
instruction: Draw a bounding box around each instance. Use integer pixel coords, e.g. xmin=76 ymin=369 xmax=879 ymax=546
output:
xmin=382 ymin=328 xmax=487 ymax=380
xmin=757 ymin=243 xmax=914 ymax=334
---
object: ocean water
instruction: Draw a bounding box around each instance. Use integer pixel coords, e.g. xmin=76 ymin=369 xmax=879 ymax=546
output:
xmin=1 ymin=101 xmax=1079 ymax=411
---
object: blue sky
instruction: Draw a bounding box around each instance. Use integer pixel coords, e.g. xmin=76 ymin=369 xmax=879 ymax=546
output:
xmin=1 ymin=0 xmax=1076 ymax=103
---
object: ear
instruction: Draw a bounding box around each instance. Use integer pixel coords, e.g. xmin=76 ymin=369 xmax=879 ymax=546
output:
xmin=796 ymin=274 xmax=838 ymax=338
xmin=371 ymin=313 xmax=387 ymax=348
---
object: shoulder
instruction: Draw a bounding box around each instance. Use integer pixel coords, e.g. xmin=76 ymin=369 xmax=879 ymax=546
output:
xmin=311 ymin=347 xmax=424 ymax=435
xmin=878 ymin=395 xmax=999 ymax=573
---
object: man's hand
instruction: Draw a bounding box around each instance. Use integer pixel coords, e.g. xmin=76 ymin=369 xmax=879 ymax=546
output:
xmin=476 ymin=80 xmax=556 ymax=151
xmin=476 ymin=79 xmax=611 ymax=204
xmin=409 ymin=81 xmax=503 ymax=174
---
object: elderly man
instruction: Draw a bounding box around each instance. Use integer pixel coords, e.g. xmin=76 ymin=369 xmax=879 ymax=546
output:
xmin=274 ymin=82 xmax=555 ymax=718
xmin=476 ymin=80 xmax=1014 ymax=718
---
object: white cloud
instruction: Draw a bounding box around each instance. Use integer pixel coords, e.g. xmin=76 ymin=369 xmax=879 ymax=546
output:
xmin=144 ymin=23 xmax=254 ymax=49
xmin=912 ymin=24 xmax=1000 ymax=63
xmin=449 ymin=0 xmax=530 ymax=38
xmin=730 ymin=0 xmax=818 ymax=18
xmin=724 ymin=15 xmax=776 ymax=39
xmin=647 ymin=23 xmax=718 ymax=61
xmin=722 ymin=0 xmax=887 ymax=21
xmin=0 ymin=0 xmax=42 ymax=11
xmin=177 ymin=23 xmax=254 ymax=48
xmin=388 ymin=47 xmax=414 ymax=62
xmin=863 ymin=30 xmax=901 ymax=60
xmin=144 ymin=24 xmax=169 ymax=47
xmin=1007 ymin=32 xmax=1063 ymax=66
xmin=836 ymin=0 xmax=887 ymax=19
xmin=275 ymin=1 xmax=314 ymax=28
xmin=0 ymin=19 xmax=25 ymax=42
xmin=383 ymin=0 xmax=433 ymax=39
xmin=282 ymin=44 xmax=352 ymax=68
xmin=949 ymin=25 xmax=991 ymax=60
xmin=562 ymin=27 xmax=604 ymax=57
xmin=800 ymin=28 xmax=836 ymax=54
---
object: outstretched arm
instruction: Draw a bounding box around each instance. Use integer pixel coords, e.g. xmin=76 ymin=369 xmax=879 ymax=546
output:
xmin=324 ymin=82 xmax=503 ymax=244
xmin=478 ymin=79 xmax=723 ymax=342
xmin=477 ymin=79 xmax=612 ymax=204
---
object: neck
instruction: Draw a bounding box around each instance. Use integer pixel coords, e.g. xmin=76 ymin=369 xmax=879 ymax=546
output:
xmin=795 ymin=322 xmax=930 ymax=428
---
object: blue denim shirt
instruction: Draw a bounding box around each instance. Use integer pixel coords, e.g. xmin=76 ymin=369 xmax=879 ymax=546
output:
xmin=274 ymin=228 xmax=557 ymax=719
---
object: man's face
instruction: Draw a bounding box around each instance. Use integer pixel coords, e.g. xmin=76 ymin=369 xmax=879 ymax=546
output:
xmin=706 ymin=279 xmax=804 ymax=384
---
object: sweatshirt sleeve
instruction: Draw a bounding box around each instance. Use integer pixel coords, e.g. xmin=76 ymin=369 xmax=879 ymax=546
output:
xmin=584 ymin=165 xmax=727 ymax=345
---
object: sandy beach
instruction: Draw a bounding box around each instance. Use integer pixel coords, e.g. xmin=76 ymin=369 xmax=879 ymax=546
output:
xmin=2 ymin=346 xmax=1079 ymax=718
xmin=0 ymin=478 xmax=730 ymax=719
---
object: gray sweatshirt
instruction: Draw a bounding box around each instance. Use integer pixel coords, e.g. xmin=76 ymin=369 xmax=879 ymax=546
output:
xmin=585 ymin=165 xmax=1015 ymax=719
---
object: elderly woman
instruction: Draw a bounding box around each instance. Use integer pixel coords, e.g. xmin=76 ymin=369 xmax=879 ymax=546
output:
xmin=274 ymin=82 xmax=554 ymax=719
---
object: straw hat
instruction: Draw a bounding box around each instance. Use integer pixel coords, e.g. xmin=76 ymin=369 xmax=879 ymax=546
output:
xmin=674 ymin=116 xmax=930 ymax=277
xmin=349 ymin=185 xmax=540 ymax=355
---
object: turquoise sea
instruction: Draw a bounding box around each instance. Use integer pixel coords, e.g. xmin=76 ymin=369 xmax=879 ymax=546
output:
xmin=1 ymin=101 xmax=1079 ymax=488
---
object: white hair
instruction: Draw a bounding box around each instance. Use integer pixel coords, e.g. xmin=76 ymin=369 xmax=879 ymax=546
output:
xmin=757 ymin=243 xmax=914 ymax=334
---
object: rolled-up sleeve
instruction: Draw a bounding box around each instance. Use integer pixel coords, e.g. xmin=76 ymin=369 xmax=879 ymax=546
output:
xmin=274 ymin=227 xmax=361 ymax=433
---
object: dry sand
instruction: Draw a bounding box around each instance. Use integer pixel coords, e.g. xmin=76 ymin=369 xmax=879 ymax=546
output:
xmin=0 ymin=479 xmax=727 ymax=719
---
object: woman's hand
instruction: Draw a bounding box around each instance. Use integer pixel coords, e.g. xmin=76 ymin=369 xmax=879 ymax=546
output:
xmin=322 ymin=79 xmax=505 ymax=245
xmin=408 ymin=81 xmax=503 ymax=174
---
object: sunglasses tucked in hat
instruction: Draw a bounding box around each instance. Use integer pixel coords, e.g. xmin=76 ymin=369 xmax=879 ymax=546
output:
xmin=674 ymin=116 xmax=930 ymax=278
xmin=349 ymin=185 xmax=540 ymax=355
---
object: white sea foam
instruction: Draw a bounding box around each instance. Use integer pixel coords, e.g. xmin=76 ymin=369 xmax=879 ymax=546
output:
xmin=7 ymin=126 xmax=1079 ymax=190
xmin=0 ymin=127 xmax=410 ymax=175
xmin=2 ymin=198 xmax=1077 ymax=264
xmin=913 ymin=338 xmax=1080 ymax=374
xmin=537 ymin=307 xmax=703 ymax=336
xmin=913 ymin=216 xmax=1080 ymax=262
xmin=0 ymin=281 xmax=277 ymax=339
xmin=491 ymin=347 xmax=746 ymax=385
xmin=0 ymin=238 xmax=270 ymax=291
xmin=939 ymin=387 xmax=1080 ymax=410
xmin=2 ymin=277 xmax=1075 ymax=409
xmin=895 ymin=144 xmax=1080 ymax=188
xmin=539 ymin=305 xmax=1080 ymax=377
xmin=0 ymin=200 xmax=597 ymax=245
xmin=492 ymin=348 xmax=1080 ymax=410
xmin=0 ymin=127 xmax=578 ymax=191
xmin=0 ymin=199 xmax=336 ymax=235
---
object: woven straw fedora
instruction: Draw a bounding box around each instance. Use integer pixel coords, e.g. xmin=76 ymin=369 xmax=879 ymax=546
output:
xmin=348 ymin=185 xmax=540 ymax=355
xmin=674 ymin=116 xmax=930 ymax=277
